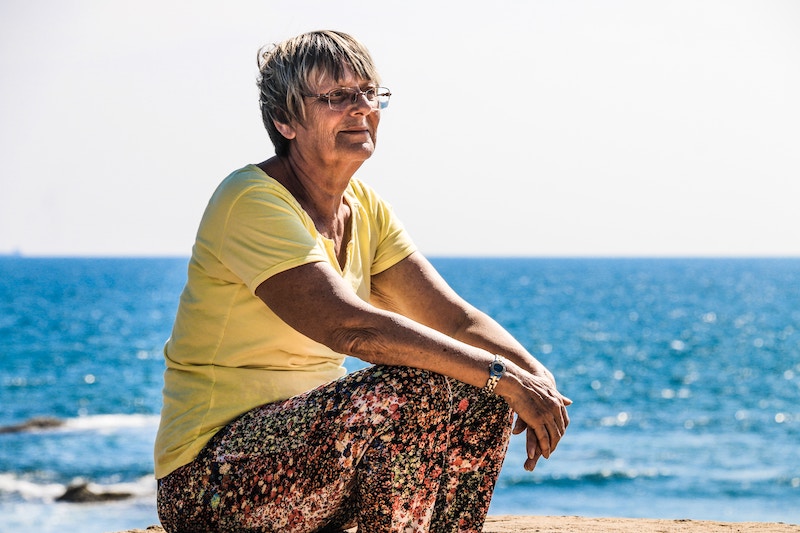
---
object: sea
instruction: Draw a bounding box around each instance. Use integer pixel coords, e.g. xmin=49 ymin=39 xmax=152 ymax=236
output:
xmin=1 ymin=256 xmax=798 ymax=532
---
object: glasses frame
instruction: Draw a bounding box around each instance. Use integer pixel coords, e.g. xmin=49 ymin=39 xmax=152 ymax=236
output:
xmin=303 ymin=86 xmax=392 ymax=111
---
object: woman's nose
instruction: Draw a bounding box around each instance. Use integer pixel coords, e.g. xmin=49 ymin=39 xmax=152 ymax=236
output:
xmin=350 ymin=92 xmax=375 ymax=114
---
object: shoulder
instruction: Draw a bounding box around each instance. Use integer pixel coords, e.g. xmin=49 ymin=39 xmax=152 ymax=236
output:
xmin=201 ymin=165 xmax=308 ymax=223
xmin=197 ymin=165 xmax=311 ymax=239
xmin=212 ymin=164 xmax=291 ymax=203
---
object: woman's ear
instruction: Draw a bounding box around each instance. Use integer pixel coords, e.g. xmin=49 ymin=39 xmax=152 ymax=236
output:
xmin=272 ymin=110 xmax=296 ymax=140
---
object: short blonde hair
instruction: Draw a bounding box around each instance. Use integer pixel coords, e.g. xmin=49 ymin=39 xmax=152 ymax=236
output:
xmin=257 ymin=30 xmax=382 ymax=156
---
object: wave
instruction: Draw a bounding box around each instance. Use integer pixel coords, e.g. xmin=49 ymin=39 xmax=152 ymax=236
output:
xmin=501 ymin=467 xmax=668 ymax=489
xmin=0 ymin=414 xmax=159 ymax=434
xmin=0 ymin=473 xmax=65 ymax=501
xmin=0 ymin=472 xmax=156 ymax=503
xmin=62 ymin=413 xmax=159 ymax=431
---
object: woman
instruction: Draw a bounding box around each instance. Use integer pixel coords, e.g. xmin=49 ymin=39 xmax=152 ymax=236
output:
xmin=155 ymin=30 xmax=570 ymax=533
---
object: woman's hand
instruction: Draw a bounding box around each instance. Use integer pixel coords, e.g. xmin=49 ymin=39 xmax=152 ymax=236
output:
xmin=498 ymin=366 xmax=572 ymax=471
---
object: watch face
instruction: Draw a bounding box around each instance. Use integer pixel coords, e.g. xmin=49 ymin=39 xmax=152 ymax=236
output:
xmin=491 ymin=361 xmax=505 ymax=374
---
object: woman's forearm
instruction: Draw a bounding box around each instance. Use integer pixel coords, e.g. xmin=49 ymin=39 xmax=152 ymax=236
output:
xmin=448 ymin=305 xmax=557 ymax=384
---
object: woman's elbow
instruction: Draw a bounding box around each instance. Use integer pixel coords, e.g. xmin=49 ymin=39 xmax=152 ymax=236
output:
xmin=327 ymin=326 xmax=397 ymax=365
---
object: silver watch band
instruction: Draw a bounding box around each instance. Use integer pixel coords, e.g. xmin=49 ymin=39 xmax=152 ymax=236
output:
xmin=483 ymin=354 xmax=506 ymax=393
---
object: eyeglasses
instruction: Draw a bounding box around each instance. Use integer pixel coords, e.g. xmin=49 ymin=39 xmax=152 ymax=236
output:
xmin=303 ymin=86 xmax=392 ymax=111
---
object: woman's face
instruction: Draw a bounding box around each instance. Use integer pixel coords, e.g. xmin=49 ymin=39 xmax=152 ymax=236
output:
xmin=283 ymin=65 xmax=381 ymax=170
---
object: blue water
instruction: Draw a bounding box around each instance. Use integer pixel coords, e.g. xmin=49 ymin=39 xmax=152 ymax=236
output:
xmin=1 ymin=257 xmax=798 ymax=531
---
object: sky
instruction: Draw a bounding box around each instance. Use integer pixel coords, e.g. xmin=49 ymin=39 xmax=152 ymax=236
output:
xmin=1 ymin=0 xmax=799 ymax=257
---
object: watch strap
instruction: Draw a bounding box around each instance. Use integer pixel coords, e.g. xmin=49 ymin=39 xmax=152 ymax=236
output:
xmin=483 ymin=354 xmax=506 ymax=393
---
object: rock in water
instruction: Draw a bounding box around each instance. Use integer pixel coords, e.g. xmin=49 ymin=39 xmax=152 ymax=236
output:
xmin=56 ymin=482 xmax=133 ymax=503
xmin=0 ymin=416 xmax=64 ymax=434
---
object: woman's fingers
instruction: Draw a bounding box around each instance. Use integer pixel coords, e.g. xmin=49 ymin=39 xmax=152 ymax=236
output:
xmin=507 ymin=370 xmax=572 ymax=471
xmin=512 ymin=414 xmax=528 ymax=435
xmin=537 ymin=422 xmax=554 ymax=459
xmin=525 ymin=448 xmax=542 ymax=472
xmin=521 ymin=395 xmax=570 ymax=467
xmin=561 ymin=403 xmax=571 ymax=429
xmin=526 ymin=420 xmax=561 ymax=469
xmin=525 ymin=428 xmax=545 ymax=471
xmin=524 ymin=449 xmax=542 ymax=471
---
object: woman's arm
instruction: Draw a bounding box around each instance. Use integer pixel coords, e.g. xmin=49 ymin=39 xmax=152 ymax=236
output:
xmin=255 ymin=254 xmax=570 ymax=469
xmin=370 ymin=252 xmax=570 ymax=469
xmin=371 ymin=253 xmax=557 ymax=384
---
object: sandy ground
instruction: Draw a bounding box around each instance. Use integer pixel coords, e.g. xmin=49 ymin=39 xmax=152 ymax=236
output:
xmin=110 ymin=515 xmax=800 ymax=532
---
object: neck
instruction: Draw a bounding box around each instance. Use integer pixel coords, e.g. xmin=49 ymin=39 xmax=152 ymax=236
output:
xmin=279 ymin=155 xmax=352 ymax=223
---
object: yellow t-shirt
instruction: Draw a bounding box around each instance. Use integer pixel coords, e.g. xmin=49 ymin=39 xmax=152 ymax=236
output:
xmin=154 ymin=164 xmax=416 ymax=479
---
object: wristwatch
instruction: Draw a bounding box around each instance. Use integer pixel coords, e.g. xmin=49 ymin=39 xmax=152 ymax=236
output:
xmin=483 ymin=354 xmax=506 ymax=393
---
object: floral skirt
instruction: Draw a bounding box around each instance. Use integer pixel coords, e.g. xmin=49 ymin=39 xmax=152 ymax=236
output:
xmin=157 ymin=365 xmax=513 ymax=533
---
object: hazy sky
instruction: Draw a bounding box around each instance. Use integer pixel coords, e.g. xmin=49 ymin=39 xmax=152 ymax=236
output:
xmin=2 ymin=0 xmax=799 ymax=257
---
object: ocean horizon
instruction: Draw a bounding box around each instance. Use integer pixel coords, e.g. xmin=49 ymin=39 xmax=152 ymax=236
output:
xmin=1 ymin=256 xmax=798 ymax=532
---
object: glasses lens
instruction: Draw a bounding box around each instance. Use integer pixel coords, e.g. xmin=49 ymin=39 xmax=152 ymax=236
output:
xmin=326 ymin=89 xmax=349 ymax=109
xmin=376 ymin=87 xmax=391 ymax=109
xmin=326 ymin=87 xmax=391 ymax=111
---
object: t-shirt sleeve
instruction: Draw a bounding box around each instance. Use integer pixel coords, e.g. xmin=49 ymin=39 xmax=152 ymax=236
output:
xmin=215 ymin=182 xmax=328 ymax=293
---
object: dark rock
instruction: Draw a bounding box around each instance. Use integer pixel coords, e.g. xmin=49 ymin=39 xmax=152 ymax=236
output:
xmin=56 ymin=482 xmax=133 ymax=503
xmin=0 ymin=416 xmax=64 ymax=434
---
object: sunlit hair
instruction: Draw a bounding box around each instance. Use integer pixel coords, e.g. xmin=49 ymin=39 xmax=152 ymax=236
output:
xmin=257 ymin=30 xmax=382 ymax=156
